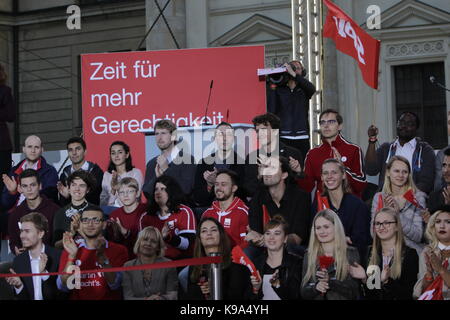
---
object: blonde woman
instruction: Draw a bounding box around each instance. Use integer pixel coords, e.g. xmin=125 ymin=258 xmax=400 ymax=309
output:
xmin=122 ymin=226 xmax=178 ymax=300
xmin=350 ymin=208 xmax=419 ymax=300
xmin=414 ymin=208 xmax=450 ymax=300
xmin=301 ymin=209 xmax=360 ymax=300
xmin=371 ymin=155 xmax=425 ymax=254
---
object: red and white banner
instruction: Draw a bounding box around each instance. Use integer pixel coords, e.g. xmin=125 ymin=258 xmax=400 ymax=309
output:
xmin=323 ymin=0 xmax=380 ymax=89
xmin=81 ymin=46 xmax=266 ymax=171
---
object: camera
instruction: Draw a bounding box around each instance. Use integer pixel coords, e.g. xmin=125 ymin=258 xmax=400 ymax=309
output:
xmin=267 ymin=62 xmax=307 ymax=86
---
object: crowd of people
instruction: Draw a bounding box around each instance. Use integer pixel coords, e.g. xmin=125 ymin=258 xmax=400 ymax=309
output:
xmin=0 ymin=61 xmax=449 ymax=301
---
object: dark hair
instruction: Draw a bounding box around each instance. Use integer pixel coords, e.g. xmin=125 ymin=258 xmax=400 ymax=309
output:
xmin=0 ymin=63 xmax=6 ymax=85
xmin=190 ymin=217 xmax=231 ymax=283
xmin=80 ymin=204 xmax=105 ymax=220
xmin=444 ymin=148 xmax=450 ymax=157
xmin=107 ymin=141 xmax=134 ymax=173
xmin=155 ymin=119 xmax=177 ymax=133
xmin=67 ymin=170 xmax=96 ymax=191
xmin=147 ymin=175 xmax=186 ymax=215
xmin=215 ymin=169 xmax=239 ymax=187
xmin=252 ymin=113 xmax=281 ymax=130
xmin=319 ymin=108 xmax=343 ymax=125
xmin=399 ymin=111 xmax=420 ymax=129
xmin=279 ymin=156 xmax=294 ymax=184
xmin=215 ymin=122 xmax=233 ymax=130
xmin=20 ymin=212 xmax=48 ymax=235
xmin=264 ymin=214 xmax=289 ymax=234
xmin=18 ymin=169 xmax=41 ymax=185
xmin=66 ymin=137 xmax=86 ymax=150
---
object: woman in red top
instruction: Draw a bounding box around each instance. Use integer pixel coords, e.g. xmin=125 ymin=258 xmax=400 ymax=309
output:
xmin=140 ymin=175 xmax=196 ymax=259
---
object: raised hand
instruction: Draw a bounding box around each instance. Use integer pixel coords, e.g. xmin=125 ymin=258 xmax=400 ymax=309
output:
xmin=349 ymin=262 xmax=366 ymax=280
xmin=114 ymin=217 xmax=128 ymax=237
xmin=203 ymin=168 xmax=217 ymax=186
xmin=57 ymin=181 xmax=69 ymax=199
xmin=156 ymin=155 xmax=169 ymax=172
xmin=367 ymin=125 xmax=379 ymax=138
xmin=289 ymin=156 xmax=302 ymax=173
xmin=62 ymin=232 xmax=78 ymax=258
xmin=380 ymin=265 xmax=391 ymax=283
xmin=2 ymin=174 xmax=17 ymax=193
xmin=111 ymin=170 xmax=119 ymax=194
xmin=70 ymin=213 xmax=81 ymax=235
xmin=39 ymin=253 xmax=48 ymax=273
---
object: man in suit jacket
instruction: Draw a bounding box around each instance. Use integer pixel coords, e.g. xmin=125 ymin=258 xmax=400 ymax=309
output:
xmin=6 ymin=212 xmax=61 ymax=300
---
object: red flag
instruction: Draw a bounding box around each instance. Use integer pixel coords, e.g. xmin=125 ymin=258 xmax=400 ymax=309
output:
xmin=231 ymin=246 xmax=261 ymax=282
xmin=262 ymin=204 xmax=270 ymax=228
xmin=316 ymin=190 xmax=330 ymax=211
xmin=418 ymin=260 xmax=448 ymax=300
xmin=376 ymin=193 xmax=383 ymax=212
xmin=318 ymin=255 xmax=335 ymax=270
xmin=323 ymin=0 xmax=380 ymax=89
xmin=403 ymin=189 xmax=423 ymax=209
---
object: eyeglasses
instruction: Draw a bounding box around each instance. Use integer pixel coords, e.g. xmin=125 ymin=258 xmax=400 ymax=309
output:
xmin=80 ymin=217 xmax=104 ymax=224
xmin=118 ymin=190 xmax=137 ymax=196
xmin=374 ymin=221 xmax=397 ymax=229
xmin=319 ymin=119 xmax=338 ymax=126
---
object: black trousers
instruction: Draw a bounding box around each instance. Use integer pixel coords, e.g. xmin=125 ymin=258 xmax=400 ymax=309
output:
xmin=0 ymin=149 xmax=12 ymax=237
xmin=280 ymin=138 xmax=310 ymax=163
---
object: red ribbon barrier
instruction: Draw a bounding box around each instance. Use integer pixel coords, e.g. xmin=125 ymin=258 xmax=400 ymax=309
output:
xmin=0 ymin=256 xmax=222 ymax=278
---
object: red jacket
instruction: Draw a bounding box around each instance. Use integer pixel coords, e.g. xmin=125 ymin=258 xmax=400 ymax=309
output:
xmin=297 ymin=134 xmax=367 ymax=197
xmin=202 ymin=197 xmax=249 ymax=248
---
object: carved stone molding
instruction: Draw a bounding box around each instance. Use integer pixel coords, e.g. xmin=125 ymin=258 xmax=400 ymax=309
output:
xmin=386 ymin=40 xmax=445 ymax=58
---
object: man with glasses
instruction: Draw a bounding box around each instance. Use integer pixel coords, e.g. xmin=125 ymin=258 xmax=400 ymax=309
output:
xmin=365 ymin=111 xmax=435 ymax=194
xmin=52 ymin=170 xmax=96 ymax=248
xmin=57 ymin=204 xmax=128 ymax=300
xmin=107 ymin=177 xmax=146 ymax=257
xmin=297 ymin=109 xmax=367 ymax=198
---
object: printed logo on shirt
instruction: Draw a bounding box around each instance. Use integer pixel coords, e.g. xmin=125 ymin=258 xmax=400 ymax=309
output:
xmin=341 ymin=156 xmax=347 ymax=162
xmin=224 ymin=218 xmax=231 ymax=228
xmin=168 ymin=220 xmax=175 ymax=229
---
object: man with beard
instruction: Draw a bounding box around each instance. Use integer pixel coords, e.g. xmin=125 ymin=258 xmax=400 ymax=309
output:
xmin=57 ymin=205 xmax=128 ymax=300
xmin=142 ymin=120 xmax=196 ymax=200
xmin=6 ymin=212 xmax=62 ymax=300
xmin=1 ymin=135 xmax=58 ymax=209
xmin=246 ymin=156 xmax=310 ymax=259
xmin=8 ymin=169 xmax=59 ymax=255
xmin=58 ymin=137 xmax=103 ymax=206
xmin=297 ymin=109 xmax=367 ymax=198
xmin=52 ymin=170 xmax=95 ymax=247
xmin=193 ymin=122 xmax=246 ymax=208
xmin=365 ymin=111 xmax=435 ymax=194
xmin=202 ymin=169 xmax=249 ymax=248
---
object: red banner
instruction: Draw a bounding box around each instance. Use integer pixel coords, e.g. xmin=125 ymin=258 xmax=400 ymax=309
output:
xmin=323 ymin=0 xmax=380 ymax=89
xmin=81 ymin=46 xmax=266 ymax=172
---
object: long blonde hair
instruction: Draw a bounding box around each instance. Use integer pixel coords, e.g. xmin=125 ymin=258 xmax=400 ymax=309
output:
xmin=369 ymin=208 xmax=404 ymax=279
xmin=302 ymin=209 xmax=349 ymax=287
xmin=382 ymin=156 xmax=416 ymax=194
xmin=425 ymin=210 xmax=450 ymax=251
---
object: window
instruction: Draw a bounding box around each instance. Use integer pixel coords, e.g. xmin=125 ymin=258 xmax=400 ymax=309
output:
xmin=394 ymin=62 xmax=447 ymax=149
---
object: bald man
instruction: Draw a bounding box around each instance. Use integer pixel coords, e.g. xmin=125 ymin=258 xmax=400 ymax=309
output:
xmin=1 ymin=135 xmax=58 ymax=210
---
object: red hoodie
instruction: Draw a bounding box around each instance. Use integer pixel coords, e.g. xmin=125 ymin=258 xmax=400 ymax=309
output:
xmin=202 ymin=197 xmax=249 ymax=248
xmin=297 ymin=134 xmax=367 ymax=198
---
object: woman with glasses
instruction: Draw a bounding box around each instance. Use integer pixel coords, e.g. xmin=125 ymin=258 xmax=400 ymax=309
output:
xmin=371 ymin=155 xmax=425 ymax=254
xmin=122 ymin=226 xmax=178 ymax=300
xmin=140 ymin=175 xmax=196 ymax=260
xmin=313 ymin=158 xmax=371 ymax=259
xmin=350 ymin=207 xmax=419 ymax=300
xmin=253 ymin=215 xmax=303 ymax=300
xmin=180 ymin=217 xmax=256 ymax=300
xmin=414 ymin=208 xmax=450 ymax=300
xmin=107 ymin=177 xmax=147 ymax=257
xmin=301 ymin=209 xmax=361 ymax=300
xmin=100 ymin=141 xmax=143 ymax=209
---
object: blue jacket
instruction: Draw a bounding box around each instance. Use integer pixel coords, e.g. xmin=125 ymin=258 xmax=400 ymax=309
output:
xmin=1 ymin=156 xmax=58 ymax=210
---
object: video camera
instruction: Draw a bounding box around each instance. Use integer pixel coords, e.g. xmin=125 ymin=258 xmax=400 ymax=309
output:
xmin=266 ymin=62 xmax=307 ymax=86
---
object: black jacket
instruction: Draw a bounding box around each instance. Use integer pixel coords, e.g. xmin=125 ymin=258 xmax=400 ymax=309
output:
xmin=244 ymin=142 xmax=303 ymax=198
xmin=267 ymin=74 xmax=316 ymax=138
xmin=254 ymin=250 xmax=303 ymax=300
xmin=193 ymin=151 xmax=247 ymax=207
xmin=249 ymin=182 xmax=311 ymax=244
xmin=59 ymin=161 xmax=104 ymax=206
xmin=363 ymin=246 xmax=418 ymax=300
xmin=12 ymin=245 xmax=62 ymax=300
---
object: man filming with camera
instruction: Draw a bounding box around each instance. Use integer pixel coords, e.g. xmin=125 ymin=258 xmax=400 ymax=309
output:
xmin=267 ymin=61 xmax=316 ymax=160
